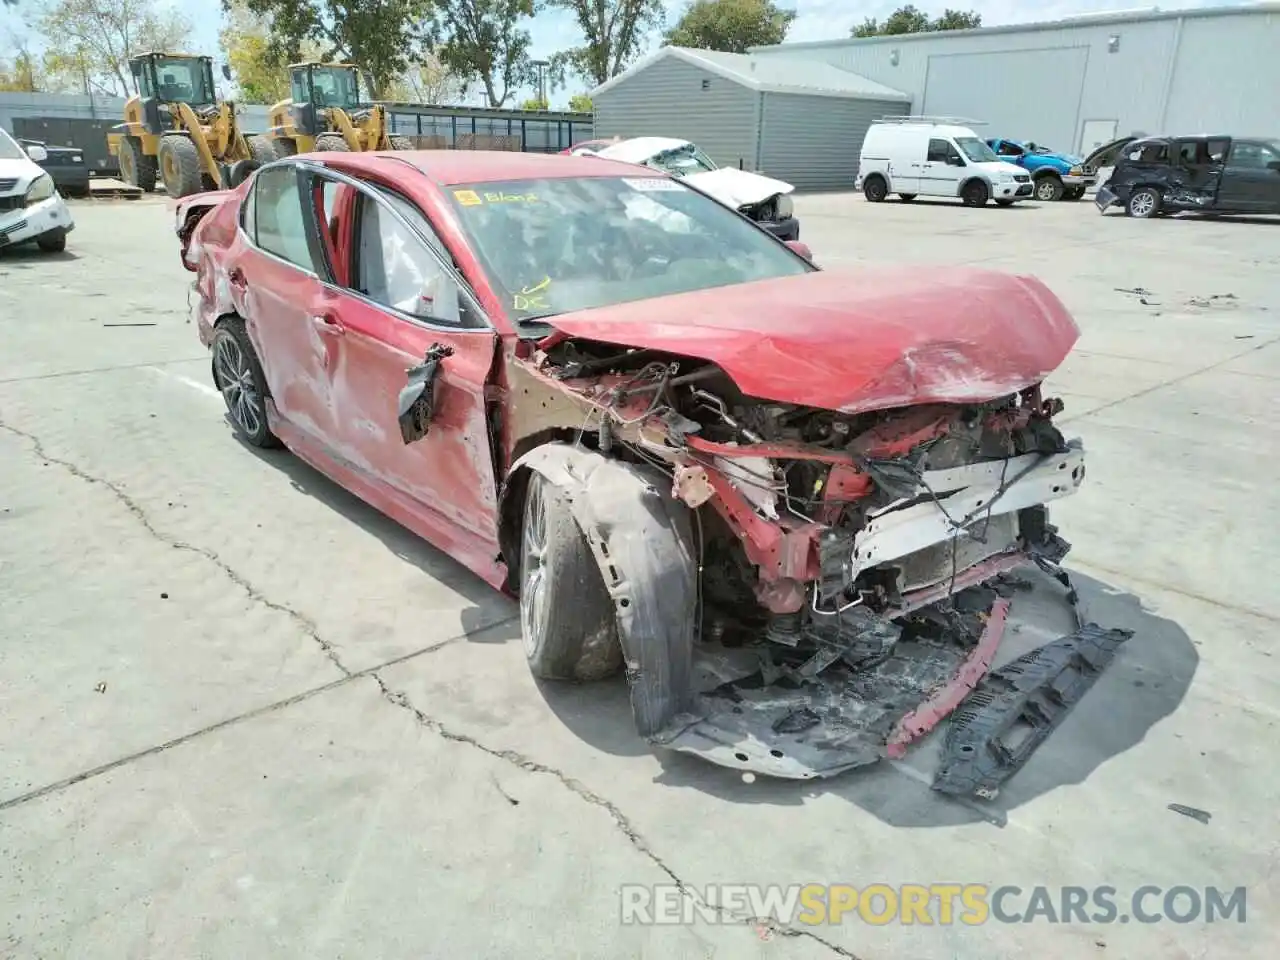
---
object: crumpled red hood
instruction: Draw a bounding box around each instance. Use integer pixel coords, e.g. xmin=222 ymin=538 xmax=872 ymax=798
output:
xmin=544 ymin=267 xmax=1079 ymax=413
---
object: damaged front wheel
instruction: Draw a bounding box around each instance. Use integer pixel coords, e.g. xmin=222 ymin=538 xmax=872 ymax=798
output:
xmin=519 ymin=472 xmax=623 ymax=682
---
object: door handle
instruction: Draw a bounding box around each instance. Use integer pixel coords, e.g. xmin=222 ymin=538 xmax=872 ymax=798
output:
xmin=311 ymin=313 xmax=345 ymax=335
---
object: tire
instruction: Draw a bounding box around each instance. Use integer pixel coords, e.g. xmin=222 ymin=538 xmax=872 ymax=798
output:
xmin=158 ymin=136 xmax=203 ymax=198
xmin=898 ymin=193 xmax=917 ymax=202
xmin=862 ymin=175 xmax=888 ymax=202
xmin=961 ymin=179 xmax=989 ymax=206
xmin=1034 ymin=175 xmax=1064 ymax=202
xmin=247 ymin=135 xmax=279 ymax=165
xmin=210 ymin=318 xmax=281 ymax=449
xmin=274 ymin=138 xmax=298 ymax=157
xmin=226 ymin=159 xmax=261 ymax=188
xmin=1126 ymin=187 xmax=1161 ymax=219
xmin=36 ymin=229 xmax=66 ymax=253
xmin=314 ymin=134 xmax=350 ymax=152
xmin=119 ymin=136 xmax=157 ymax=192
xmin=388 ymin=135 xmax=413 ymax=151
xmin=995 ymin=199 xmax=1016 ymax=207
xmin=519 ymin=471 xmax=622 ymax=682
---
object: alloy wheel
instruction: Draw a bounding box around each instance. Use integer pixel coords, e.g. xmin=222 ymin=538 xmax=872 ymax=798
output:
xmin=520 ymin=478 xmax=550 ymax=659
xmin=213 ymin=335 xmax=264 ymax=437
xmin=1130 ymin=191 xmax=1155 ymax=217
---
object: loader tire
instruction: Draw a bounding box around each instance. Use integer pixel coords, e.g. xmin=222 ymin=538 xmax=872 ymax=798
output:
xmin=159 ymin=136 xmax=203 ymax=198
xmin=315 ymin=134 xmax=350 ymax=152
xmin=388 ymin=135 xmax=413 ymax=151
xmin=247 ymin=135 xmax=279 ymax=165
xmin=119 ymin=136 xmax=157 ymax=192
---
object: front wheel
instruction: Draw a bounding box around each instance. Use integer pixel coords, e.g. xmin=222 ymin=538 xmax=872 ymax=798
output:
xmin=158 ymin=136 xmax=203 ymax=198
xmin=211 ymin=319 xmax=281 ymax=448
xmin=961 ymin=180 xmax=989 ymax=206
xmin=36 ymin=229 xmax=67 ymax=253
xmin=862 ymin=175 xmax=888 ymax=202
xmin=1126 ymin=187 xmax=1161 ymax=219
xmin=1034 ymin=175 xmax=1065 ymax=202
xmin=519 ymin=472 xmax=622 ymax=682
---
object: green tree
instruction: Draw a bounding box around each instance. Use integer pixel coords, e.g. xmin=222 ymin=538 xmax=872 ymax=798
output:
xmin=520 ymin=95 xmax=548 ymax=109
xmin=220 ymin=1 xmax=319 ymax=103
xmin=35 ymin=0 xmax=191 ymax=96
xmin=546 ymin=0 xmax=666 ymax=87
xmin=435 ymin=0 xmax=537 ymax=108
xmin=231 ymin=0 xmax=433 ymax=96
xmin=567 ymin=92 xmax=592 ymax=112
xmin=383 ymin=52 xmax=465 ymax=103
xmin=852 ymin=5 xmax=980 ymax=38
xmin=664 ymin=0 xmax=793 ymax=54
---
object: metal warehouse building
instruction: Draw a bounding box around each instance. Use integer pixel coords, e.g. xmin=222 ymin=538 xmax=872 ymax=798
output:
xmin=589 ymin=46 xmax=911 ymax=190
xmin=748 ymin=3 xmax=1280 ymax=161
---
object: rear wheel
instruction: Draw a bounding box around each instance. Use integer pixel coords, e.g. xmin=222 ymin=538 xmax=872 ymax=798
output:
xmin=1034 ymin=175 xmax=1064 ymax=202
xmin=158 ymin=136 xmax=203 ymax=198
xmin=961 ymin=179 xmax=989 ymax=206
xmin=1126 ymin=186 xmax=1161 ymax=219
xmin=314 ymin=134 xmax=350 ymax=152
xmin=519 ymin=472 xmax=622 ymax=682
xmin=898 ymin=193 xmax=917 ymax=202
xmin=211 ymin=319 xmax=281 ymax=449
xmin=862 ymin=175 xmax=888 ymax=203
xmin=247 ymin=135 xmax=278 ymax=164
xmin=119 ymin=136 xmax=157 ymax=192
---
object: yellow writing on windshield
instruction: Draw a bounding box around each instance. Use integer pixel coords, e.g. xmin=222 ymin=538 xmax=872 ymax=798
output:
xmin=485 ymin=191 xmax=540 ymax=204
xmin=513 ymin=276 xmax=552 ymax=312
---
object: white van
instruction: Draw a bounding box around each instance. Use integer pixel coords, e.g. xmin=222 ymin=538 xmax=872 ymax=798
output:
xmin=856 ymin=117 xmax=1033 ymax=207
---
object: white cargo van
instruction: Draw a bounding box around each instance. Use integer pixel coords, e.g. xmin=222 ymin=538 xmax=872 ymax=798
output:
xmin=856 ymin=117 xmax=1033 ymax=207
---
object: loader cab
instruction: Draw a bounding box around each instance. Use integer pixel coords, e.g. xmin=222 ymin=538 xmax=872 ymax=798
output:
xmin=289 ymin=63 xmax=363 ymax=136
xmin=130 ymin=54 xmax=215 ymax=133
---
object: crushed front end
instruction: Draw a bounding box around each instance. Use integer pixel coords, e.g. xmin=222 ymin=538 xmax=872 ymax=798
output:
xmin=507 ymin=338 xmax=1130 ymax=797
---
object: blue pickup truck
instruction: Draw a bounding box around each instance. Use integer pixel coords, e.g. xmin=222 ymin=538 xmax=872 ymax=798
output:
xmin=986 ymin=138 xmax=1095 ymax=201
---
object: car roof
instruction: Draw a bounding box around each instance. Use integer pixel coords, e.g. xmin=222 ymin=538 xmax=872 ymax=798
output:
xmin=326 ymin=149 xmax=654 ymax=186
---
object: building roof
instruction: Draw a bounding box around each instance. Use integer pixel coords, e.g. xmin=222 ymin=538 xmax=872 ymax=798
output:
xmin=748 ymin=2 xmax=1280 ymax=52
xmin=590 ymin=46 xmax=911 ymax=102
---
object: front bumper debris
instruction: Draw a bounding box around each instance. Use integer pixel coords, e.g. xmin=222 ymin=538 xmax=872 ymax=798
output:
xmin=1095 ymin=185 xmax=1119 ymax=211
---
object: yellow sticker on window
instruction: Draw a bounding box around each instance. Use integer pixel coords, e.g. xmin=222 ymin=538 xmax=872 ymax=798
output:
xmin=454 ymin=189 xmax=483 ymax=206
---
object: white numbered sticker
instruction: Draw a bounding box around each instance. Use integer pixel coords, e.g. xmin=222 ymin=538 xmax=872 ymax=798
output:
xmin=623 ymin=177 xmax=684 ymax=192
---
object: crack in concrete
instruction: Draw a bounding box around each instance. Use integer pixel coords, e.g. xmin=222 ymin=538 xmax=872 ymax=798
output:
xmin=371 ymin=674 xmax=862 ymax=959
xmin=2 ymin=418 xmax=858 ymax=957
xmin=0 ymin=419 xmax=351 ymax=678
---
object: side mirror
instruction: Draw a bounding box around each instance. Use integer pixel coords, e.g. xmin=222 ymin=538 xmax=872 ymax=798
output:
xmin=25 ymin=144 xmax=48 ymax=163
xmin=784 ymin=239 xmax=813 ymax=261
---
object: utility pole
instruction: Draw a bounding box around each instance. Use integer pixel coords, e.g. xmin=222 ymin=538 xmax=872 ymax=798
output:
xmin=531 ymin=59 xmax=548 ymax=109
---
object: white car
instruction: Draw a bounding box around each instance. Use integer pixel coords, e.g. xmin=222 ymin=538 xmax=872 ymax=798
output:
xmin=856 ymin=118 xmax=1034 ymax=207
xmin=593 ymin=137 xmax=800 ymax=240
xmin=0 ymin=127 xmax=75 ymax=253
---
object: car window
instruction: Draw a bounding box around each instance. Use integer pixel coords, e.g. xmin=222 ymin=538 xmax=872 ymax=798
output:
xmin=353 ymin=189 xmax=463 ymax=325
xmin=1175 ymin=141 xmax=1201 ymax=166
xmin=252 ymin=165 xmax=316 ymax=270
xmin=1129 ymin=141 xmax=1168 ymax=164
xmin=955 ymin=137 xmax=997 ymax=163
xmin=446 ymin=176 xmax=811 ymax=325
xmin=927 ymin=138 xmax=955 ymax=163
xmin=1227 ymin=140 xmax=1280 ymax=170
xmin=1206 ymin=138 xmax=1230 ymax=163
xmin=996 ymin=141 xmax=1023 ymax=157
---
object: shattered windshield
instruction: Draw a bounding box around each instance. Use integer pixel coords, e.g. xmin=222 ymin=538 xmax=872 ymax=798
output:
xmin=645 ymin=144 xmax=717 ymax=177
xmin=956 ymin=137 xmax=999 ymax=163
xmin=447 ymin=176 xmax=811 ymax=324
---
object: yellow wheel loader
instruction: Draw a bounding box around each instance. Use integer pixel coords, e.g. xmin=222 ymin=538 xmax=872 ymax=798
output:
xmin=262 ymin=62 xmax=412 ymax=155
xmin=106 ymin=53 xmax=278 ymax=198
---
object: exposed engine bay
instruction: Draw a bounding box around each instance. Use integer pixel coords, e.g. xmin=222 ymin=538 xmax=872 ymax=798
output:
xmin=504 ymin=335 xmax=1132 ymax=795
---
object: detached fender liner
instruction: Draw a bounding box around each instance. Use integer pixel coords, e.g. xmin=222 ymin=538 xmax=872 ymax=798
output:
xmin=933 ymin=622 xmax=1134 ymax=798
xmin=504 ymin=444 xmax=698 ymax=737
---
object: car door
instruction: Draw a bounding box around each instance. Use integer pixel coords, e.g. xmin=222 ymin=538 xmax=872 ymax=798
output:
xmin=1170 ymin=138 xmax=1226 ymax=209
xmin=1219 ymin=140 xmax=1280 ymax=212
xmin=235 ymin=162 xmax=337 ymax=443
xmin=919 ymin=137 xmax=964 ymax=197
xmin=303 ymin=166 xmax=504 ymax=558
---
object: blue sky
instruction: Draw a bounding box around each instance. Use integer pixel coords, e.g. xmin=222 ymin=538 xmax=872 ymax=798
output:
xmin=6 ymin=0 xmax=1240 ymax=106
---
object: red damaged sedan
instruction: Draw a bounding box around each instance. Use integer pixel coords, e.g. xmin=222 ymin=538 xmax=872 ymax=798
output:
xmin=175 ymin=151 xmax=1129 ymax=794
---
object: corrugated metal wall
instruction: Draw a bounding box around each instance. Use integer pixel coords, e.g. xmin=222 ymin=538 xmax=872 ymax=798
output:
xmin=758 ymin=94 xmax=902 ymax=191
xmin=593 ymin=56 xmax=760 ymax=170
xmin=750 ymin=9 xmax=1280 ymax=155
